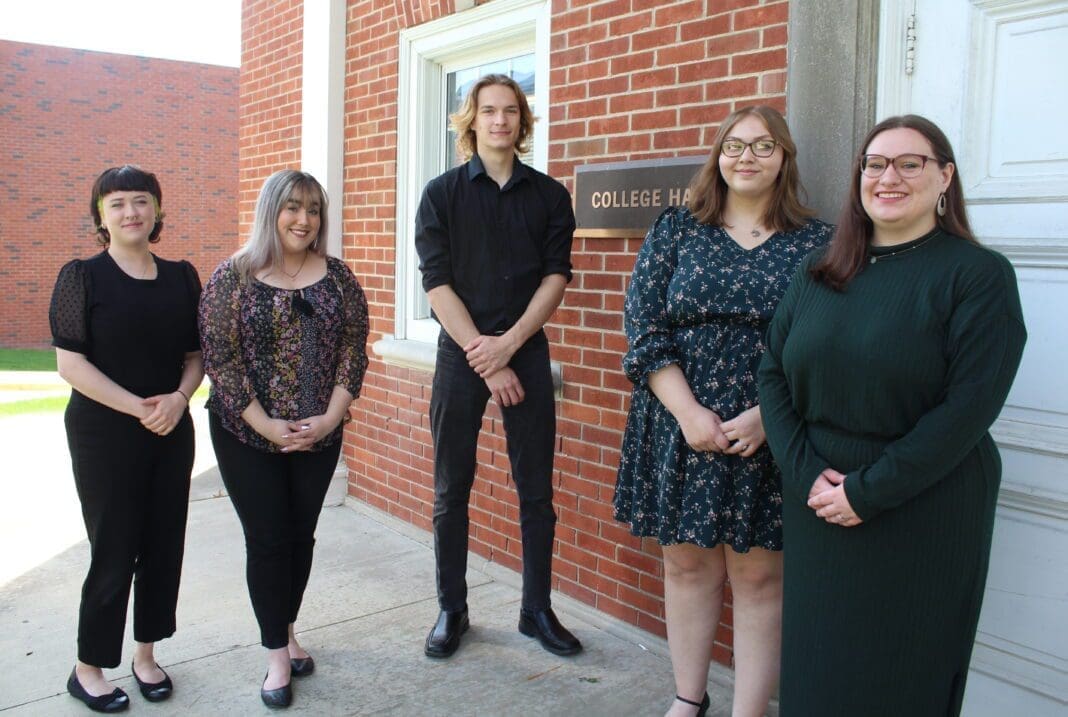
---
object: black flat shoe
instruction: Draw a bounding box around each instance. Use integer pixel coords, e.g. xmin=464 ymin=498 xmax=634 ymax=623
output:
xmin=67 ymin=668 xmax=130 ymax=713
xmin=518 ymin=607 xmax=583 ymax=656
xmin=424 ymin=607 xmax=469 ymax=658
xmin=261 ymin=673 xmax=293 ymax=709
xmin=290 ymin=656 xmax=315 ymax=677
xmin=674 ymin=692 xmax=710 ymax=717
xmin=132 ymin=661 xmax=173 ymax=702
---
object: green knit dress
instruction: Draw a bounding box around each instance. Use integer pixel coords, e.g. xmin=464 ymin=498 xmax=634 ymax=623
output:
xmin=758 ymin=229 xmax=1026 ymax=717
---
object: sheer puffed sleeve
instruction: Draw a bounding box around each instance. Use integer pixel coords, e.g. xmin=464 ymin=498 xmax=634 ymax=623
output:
xmin=49 ymin=260 xmax=90 ymax=354
xmin=198 ymin=260 xmax=255 ymax=414
xmin=329 ymin=258 xmax=369 ymax=398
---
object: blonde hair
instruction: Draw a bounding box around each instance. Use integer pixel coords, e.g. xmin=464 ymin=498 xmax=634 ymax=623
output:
xmin=449 ymin=74 xmax=535 ymax=161
xmin=231 ymin=170 xmax=328 ymax=283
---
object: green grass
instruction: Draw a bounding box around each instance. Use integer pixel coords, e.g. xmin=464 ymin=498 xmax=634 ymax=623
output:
xmin=0 ymin=348 xmax=57 ymax=371
xmin=0 ymin=396 xmax=69 ymax=416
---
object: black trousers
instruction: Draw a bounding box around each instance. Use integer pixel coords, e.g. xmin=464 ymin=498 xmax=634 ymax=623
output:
xmin=209 ymin=413 xmax=339 ymax=649
xmin=65 ymin=394 xmax=194 ymax=668
xmin=430 ymin=330 xmax=558 ymax=613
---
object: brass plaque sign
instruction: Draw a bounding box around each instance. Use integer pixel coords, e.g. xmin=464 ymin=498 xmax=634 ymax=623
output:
xmin=573 ymin=156 xmax=706 ymax=237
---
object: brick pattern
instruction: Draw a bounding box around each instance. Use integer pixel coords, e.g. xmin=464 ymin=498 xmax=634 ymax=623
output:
xmin=0 ymin=40 xmax=238 ymax=348
xmin=239 ymin=0 xmax=305 ymax=238
xmin=245 ymin=0 xmax=790 ymax=670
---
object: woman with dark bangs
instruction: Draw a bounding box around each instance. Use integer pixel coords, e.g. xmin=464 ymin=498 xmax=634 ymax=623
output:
xmin=614 ymin=106 xmax=832 ymax=717
xmin=759 ymin=115 xmax=1026 ymax=715
xmin=50 ymin=165 xmax=203 ymax=712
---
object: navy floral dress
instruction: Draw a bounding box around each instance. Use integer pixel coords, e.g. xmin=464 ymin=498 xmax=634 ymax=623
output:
xmin=614 ymin=206 xmax=832 ymax=550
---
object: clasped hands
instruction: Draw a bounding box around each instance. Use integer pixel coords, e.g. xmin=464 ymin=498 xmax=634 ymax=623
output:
xmin=464 ymin=334 xmax=524 ymax=408
xmin=678 ymin=404 xmax=764 ymax=457
xmin=807 ymin=468 xmax=862 ymax=527
xmin=263 ymin=414 xmax=340 ymax=453
xmin=139 ymin=391 xmax=188 ymax=436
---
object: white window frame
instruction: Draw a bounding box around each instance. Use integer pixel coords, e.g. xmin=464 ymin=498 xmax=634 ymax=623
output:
xmin=389 ymin=0 xmax=550 ymax=353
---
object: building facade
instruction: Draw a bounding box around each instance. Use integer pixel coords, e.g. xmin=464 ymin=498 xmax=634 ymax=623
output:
xmin=240 ymin=1 xmax=1067 ymax=713
xmin=0 ymin=41 xmax=239 ymax=348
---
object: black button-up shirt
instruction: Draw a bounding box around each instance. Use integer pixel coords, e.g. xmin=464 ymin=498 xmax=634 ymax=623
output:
xmin=414 ymin=154 xmax=575 ymax=335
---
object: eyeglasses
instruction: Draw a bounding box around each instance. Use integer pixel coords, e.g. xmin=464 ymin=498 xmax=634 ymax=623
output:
xmin=721 ymin=138 xmax=778 ymax=158
xmin=860 ymin=154 xmax=939 ymax=178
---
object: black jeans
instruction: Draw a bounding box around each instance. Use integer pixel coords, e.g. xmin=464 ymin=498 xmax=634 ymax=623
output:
xmin=66 ymin=394 xmax=193 ymax=667
xmin=209 ymin=413 xmax=340 ymax=649
xmin=430 ymin=330 xmax=557 ymax=613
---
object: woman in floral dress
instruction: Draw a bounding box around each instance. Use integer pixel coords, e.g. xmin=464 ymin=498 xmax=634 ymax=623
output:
xmin=614 ymin=106 xmax=832 ymax=717
xmin=199 ymin=170 xmax=368 ymax=709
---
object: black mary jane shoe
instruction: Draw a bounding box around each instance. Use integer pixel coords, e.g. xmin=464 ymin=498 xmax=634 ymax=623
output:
xmin=67 ymin=668 xmax=130 ymax=713
xmin=290 ymin=656 xmax=315 ymax=677
xmin=674 ymin=692 xmax=710 ymax=717
xmin=518 ymin=607 xmax=583 ymax=656
xmin=132 ymin=661 xmax=173 ymax=702
xmin=261 ymin=673 xmax=293 ymax=709
xmin=424 ymin=607 xmax=469 ymax=658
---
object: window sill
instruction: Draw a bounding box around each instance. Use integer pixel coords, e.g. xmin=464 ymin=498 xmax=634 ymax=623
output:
xmin=372 ymin=336 xmax=563 ymax=392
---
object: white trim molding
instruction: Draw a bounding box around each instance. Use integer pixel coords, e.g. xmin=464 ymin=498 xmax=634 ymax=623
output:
xmin=301 ymin=0 xmax=347 ymax=257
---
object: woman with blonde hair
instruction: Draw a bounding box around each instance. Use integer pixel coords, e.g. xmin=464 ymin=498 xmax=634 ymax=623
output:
xmin=615 ymin=106 xmax=831 ymax=716
xmin=199 ymin=169 xmax=368 ymax=708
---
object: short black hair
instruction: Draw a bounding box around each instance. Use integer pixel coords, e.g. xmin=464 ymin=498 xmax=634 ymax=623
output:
xmin=90 ymin=165 xmax=165 ymax=245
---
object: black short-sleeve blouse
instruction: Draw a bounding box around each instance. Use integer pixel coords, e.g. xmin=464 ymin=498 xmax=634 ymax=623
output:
xmin=49 ymin=251 xmax=202 ymax=398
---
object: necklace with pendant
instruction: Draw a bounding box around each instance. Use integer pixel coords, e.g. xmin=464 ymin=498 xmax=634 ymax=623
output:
xmin=869 ymin=234 xmax=935 ymax=264
xmin=280 ymin=251 xmax=309 ymax=278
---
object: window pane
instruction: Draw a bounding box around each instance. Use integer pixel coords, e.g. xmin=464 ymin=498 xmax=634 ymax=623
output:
xmin=444 ymin=53 xmax=536 ymax=170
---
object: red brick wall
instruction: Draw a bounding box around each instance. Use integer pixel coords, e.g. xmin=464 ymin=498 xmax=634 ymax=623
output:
xmin=239 ymin=0 xmax=790 ymax=669
xmin=0 ymin=41 xmax=238 ymax=348
xmin=335 ymin=0 xmax=790 ymax=669
xmin=239 ymin=0 xmax=304 ymax=238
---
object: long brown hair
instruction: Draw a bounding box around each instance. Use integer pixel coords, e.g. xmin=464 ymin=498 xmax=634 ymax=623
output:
xmin=687 ymin=105 xmax=813 ymax=231
xmin=449 ymin=74 xmax=536 ymax=161
xmin=811 ymin=114 xmax=976 ymax=291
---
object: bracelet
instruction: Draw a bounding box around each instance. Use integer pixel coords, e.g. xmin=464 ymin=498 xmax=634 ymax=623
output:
xmin=175 ymin=388 xmax=190 ymax=402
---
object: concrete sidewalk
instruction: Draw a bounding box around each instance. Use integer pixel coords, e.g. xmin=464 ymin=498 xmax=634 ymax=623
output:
xmin=0 ymin=389 xmax=742 ymax=716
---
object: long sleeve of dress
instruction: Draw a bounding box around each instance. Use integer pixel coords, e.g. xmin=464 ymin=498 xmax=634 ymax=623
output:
xmin=843 ymin=252 xmax=1027 ymax=520
xmin=331 ymin=261 xmax=370 ymax=398
xmin=622 ymin=207 xmax=682 ymax=385
xmin=758 ymin=259 xmax=831 ymax=500
xmin=49 ymin=260 xmax=90 ymax=354
xmin=198 ymin=261 xmax=255 ymax=414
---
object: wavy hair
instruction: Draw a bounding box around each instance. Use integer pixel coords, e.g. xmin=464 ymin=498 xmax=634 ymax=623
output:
xmin=811 ymin=114 xmax=975 ymax=291
xmin=90 ymin=165 xmax=165 ymax=246
xmin=230 ymin=170 xmax=328 ymax=283
xmin=450 ymin=73 xmax=535 ymax=161
xmin=687 ymin=105 xmax=813 ymax=232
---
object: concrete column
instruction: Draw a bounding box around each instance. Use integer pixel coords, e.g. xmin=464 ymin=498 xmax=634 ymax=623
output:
xmin=301 ymin=0 xmax=347 ymax=258
xmin=786 ymin=0 xmax=880 ymax=223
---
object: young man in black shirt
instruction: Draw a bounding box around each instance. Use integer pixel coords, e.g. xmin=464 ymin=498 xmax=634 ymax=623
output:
xmin=414 ymin=73 xmax=581 ymax=659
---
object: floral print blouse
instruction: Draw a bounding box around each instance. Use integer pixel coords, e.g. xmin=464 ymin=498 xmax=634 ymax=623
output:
xmin=199 ymin=255 xmax=369 ymax=452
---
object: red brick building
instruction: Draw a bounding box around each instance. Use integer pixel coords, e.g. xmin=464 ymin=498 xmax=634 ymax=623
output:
xmin=239 ymin=3 xmax=1066 ymax=712
xmin=240 ymin=0 xmax=790 ymax=670
xmin=0 ymin=40 xmax=238 ymax=348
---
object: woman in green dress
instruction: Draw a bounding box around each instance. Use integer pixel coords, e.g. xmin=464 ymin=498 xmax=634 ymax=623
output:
xmin=758 ymin=115 xmax=1026 ymax=716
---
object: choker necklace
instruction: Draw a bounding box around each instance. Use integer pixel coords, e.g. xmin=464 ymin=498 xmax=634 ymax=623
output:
xmin=869 ymin=235 xmax=935 ymax=264
xmin=280 ymin=251 xmax=309 ymax=278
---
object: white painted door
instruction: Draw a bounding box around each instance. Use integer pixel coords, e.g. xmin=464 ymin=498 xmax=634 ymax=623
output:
xmin=877 ymin=1 xmax=1068 ymax=714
